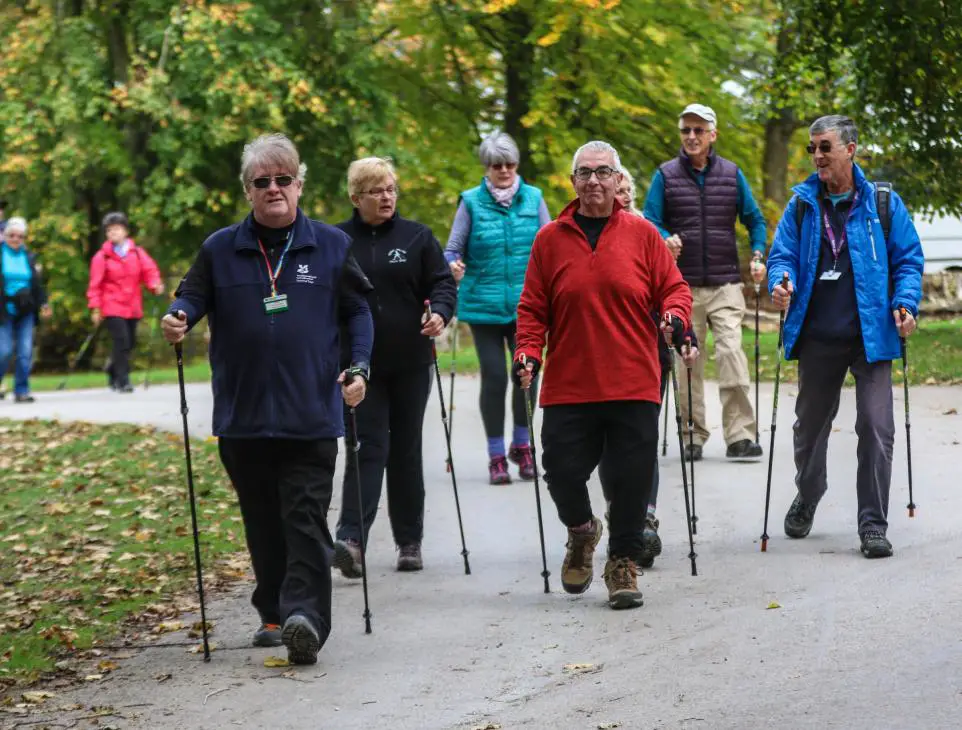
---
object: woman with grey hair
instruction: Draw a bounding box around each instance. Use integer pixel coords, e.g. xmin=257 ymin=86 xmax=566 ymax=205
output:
xmin=444 ymin=131 xmax=551 ymax=485
xmin=1 ymin=217 xmax=51 ymax=402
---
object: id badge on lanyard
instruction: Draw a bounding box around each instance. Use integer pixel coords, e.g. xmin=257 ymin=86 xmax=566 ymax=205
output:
xmin=819 ymin=191 xmax=857 ymax=282
xmin=259 ymin=233 xmax=293 ymax=314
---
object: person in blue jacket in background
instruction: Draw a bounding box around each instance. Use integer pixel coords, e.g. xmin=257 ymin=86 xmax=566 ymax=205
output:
xmin=768 ymin=114 xmax=923 ymax=560
xmin=161 ymin=134 xmax=374 ymax=665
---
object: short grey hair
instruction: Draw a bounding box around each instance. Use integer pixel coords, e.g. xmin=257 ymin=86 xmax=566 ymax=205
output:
xmin=571 ymin=141 xmax=622 ymax=174
xmin=5 ymin=216 xmax=27 ymax=236
xmin=810 ymin=115 xmax=858 ymax=147
xmin=478 ymin=131 xmax=520 ymax=167
xmin=239 ymin=133 xmax=308 ymax=188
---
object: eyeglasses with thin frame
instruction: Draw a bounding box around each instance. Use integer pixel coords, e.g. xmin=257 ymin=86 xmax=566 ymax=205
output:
xmin=363 ymin=186 xmax=398 ymax=198
xmin=806 ymin=141 xmax=841 ymax=155
xmin=489 ymin=162 xmax=518 ymax=171
xmin=250 ymin=175 xmax=295 ymax=189
xmin=680 ymin=126 xmax=709 ymax=137
xmin=573 ymin=166 xmax=617 ymax=181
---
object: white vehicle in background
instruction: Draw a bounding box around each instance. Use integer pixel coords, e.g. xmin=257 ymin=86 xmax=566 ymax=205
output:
xmin=914 ymin=215 xmax=962 ymax=274
xmin=914 ymin=214 xmax=962 ymax=312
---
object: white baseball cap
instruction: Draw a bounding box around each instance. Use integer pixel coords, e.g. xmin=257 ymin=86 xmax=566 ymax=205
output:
xmin=679 ymin=104 xmax=717 ymax=126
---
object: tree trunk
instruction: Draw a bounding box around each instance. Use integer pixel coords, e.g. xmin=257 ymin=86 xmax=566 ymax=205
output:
xmin=500 ymin=9 xmax=537 ymax=182
xmin=762 ymin=110 xmax=798 ymax=206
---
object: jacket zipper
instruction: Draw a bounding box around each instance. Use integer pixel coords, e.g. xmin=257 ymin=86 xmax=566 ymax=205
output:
xmin=699 ymin=186 xmax=708 ymax=279
xmin=866 ymin=220 xmax=878 ymax=262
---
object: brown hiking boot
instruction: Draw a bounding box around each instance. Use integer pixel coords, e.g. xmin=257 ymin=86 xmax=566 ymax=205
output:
xmin=561 ymin=518 xmax=602 ymax=594
xmin=604 ymin=557 xmax=644 ymax=610
xmin=396 ymin=543 xmax=423 ymax=572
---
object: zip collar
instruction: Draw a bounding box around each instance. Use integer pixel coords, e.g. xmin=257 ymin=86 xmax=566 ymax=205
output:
xmin=235 ymin=208 xmax=316 ymax=252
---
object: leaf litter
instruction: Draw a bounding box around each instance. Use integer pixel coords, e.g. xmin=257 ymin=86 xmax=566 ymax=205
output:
xmin=0 ymin=418 xmax=248 ymax=689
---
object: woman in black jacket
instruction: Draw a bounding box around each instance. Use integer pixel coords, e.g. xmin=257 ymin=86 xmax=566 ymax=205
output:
xmin=333 ymin=157 xmax=457 ymax=576
xmin=0 ymin=217 xmax=51 ymax=402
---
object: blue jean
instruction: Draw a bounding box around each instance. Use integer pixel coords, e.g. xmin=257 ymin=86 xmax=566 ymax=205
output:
xmin=0 ymin=313 xmax=35 ymax=396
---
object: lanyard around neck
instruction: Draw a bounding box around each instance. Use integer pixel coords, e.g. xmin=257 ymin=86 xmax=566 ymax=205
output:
xmin=820 ymin=190 xmax=858 ymax=261
xmin=257 ymin=231 xmax=294 ymax=297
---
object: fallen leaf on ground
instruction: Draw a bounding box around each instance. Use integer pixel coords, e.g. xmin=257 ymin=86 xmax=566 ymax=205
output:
xmin=943 ymin=408 xmax=958 ymax=415
xmin=598 ymin=723 xmax=622 ymax=729
xmin=186 ymin=642 xmax=217 ymax=654
xmin=767 ymin=601 xmax=782 ymax=609
xmin=470 ymin=724 xmax=502 ymax=730
xmin=155 ymin=673 xmax=172 ymax=683
xmin=154 ymin=621 xmax=185 ymax=634
xmin=98 ymin=660 xmax=120 ymax=673
xmin=84 ymin=674 xmax=104 ymax=681
xmin=21 ymin=691 xmax=54 ymax=704
xmin=263 ymin=656 xmax=290 ymax=668
xmin=563 ymin=662 xmax=602 ymax=674
xmin=188 ymin=620 xmax=216 ymax=638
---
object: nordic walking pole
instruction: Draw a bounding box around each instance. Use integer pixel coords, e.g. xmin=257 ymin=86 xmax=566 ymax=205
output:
xmin=685 ymin=336 xmax=697 ymax=535
xmin=426 ymin=302 xmax=471 ymax=575
xmin=174 ymin=332 xmax=211 ymax=661
xmin=899 ymin=307 xmax=916 ymax=517
xmin=666 ymin=316 xmax=697 ymax=576
xmin=519 ymin=354 xmax=550 ymax=593
xmin=344 ymin=386 xmax=373 ymax=633
xmin=661 ymin=371 xmax=670 ymax=456
xmin=446 ymin=320 xmax=458 ymax=472
xmin=57 ymin=322 xmax=103 ymax=390
xmin=754 ymin=282 xmax=761 ymax=444
xmin=761 ymin=273 xmax=790 ymax=553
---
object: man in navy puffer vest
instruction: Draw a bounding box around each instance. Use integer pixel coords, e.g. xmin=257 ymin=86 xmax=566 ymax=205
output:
xmin=644 ymin=103 xmax=768 ymax=462
xmin=162 ymin=134 xmax=374 ymax=665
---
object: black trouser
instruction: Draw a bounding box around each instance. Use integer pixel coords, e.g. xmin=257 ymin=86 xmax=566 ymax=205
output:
xmin=597 ymin=369 xmax=669 ymax=513
xmin=469 ymin=322 xmax=539 ymax=441
xmin=105 ymin=317 xmax=138 ymax=388
xmin=542 ymin=401 xmax=659 ymax=562
xmin=219 ymin=437 xmax=337 ymax=643
xmin=337 ymin=366 xmax=432 ymax=547
xmin=794 ymin=338 xmax=895 ymax=534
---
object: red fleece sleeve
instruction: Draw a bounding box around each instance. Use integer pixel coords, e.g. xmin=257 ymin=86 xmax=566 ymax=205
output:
xmin=86 ymin=252 xmax=104 ymax=310
xmin=514 ymin=235 xmax=549 ymax=364
xmin=649 ymin=228 xmax=692 ymax=329
xmin=139 ymin=249 xmax=162 ymax=290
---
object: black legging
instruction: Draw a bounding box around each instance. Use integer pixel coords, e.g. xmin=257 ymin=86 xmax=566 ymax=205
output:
xmin=105 ymin=317 xmax=138 ymax=388
xmin=469 ymin=322 xmax=539 ymax=440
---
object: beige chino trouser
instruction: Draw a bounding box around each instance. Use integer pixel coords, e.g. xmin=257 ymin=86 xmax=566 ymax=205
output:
xmin=676 ymin=283 xmax=757 ymax=447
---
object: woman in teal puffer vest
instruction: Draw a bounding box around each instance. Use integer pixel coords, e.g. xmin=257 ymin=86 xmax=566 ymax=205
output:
xmin=445 ymin=131 xmax=551 ymax=485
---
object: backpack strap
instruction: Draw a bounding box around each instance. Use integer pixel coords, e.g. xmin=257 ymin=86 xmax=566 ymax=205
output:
xmin=875 ymin=181 xmax=892 ymax=243
xmin=794 ymin=195 xmax=808 ymax=237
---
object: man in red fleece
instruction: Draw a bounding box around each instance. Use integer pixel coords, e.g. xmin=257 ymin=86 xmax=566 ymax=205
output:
xmin=513 ymin=141 xmax=693 ymax=610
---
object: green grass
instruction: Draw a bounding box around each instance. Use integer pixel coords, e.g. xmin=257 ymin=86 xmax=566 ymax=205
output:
xmin=28 ymin=350 xmax=482 ymax=392
xmin=25 ymin=318 xmax=961 ymax=393
xmin=0 ymin=420 xmax=246 ymax=685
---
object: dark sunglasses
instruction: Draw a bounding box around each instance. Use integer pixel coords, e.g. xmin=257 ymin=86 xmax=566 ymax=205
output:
xmin=806 ymin=142 xmax=838 ymax=155
xmin=680 ymin=126 xmax=708 ymax=137
xmin=490 ymin=162 xmax=518 ymax=171
xmin=251 ymin=175 xmax=295 ymax=189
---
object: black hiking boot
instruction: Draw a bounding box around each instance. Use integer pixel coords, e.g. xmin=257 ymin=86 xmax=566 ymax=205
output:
xmin=726 ymin=439 xmax=763 ymax=459
xmin=784 ymin=493 xmax=819 ymax=538
xmin=860 ymin=530 xmax=893 ymax=559
xmin=281 ymin=613 xmax=320 ymax=665
xmin=639 ymin=516 xmax=662 ymax=569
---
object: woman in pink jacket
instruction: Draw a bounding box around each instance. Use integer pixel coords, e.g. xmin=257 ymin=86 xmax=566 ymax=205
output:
xmin=86 ymin=212 xmax=164 ymax=393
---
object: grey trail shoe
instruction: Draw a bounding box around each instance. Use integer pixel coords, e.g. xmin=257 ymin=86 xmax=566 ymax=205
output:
xmin=860 ymin=530 xmax=893 ymax=559
xmin=784 ymin=494 xmax=819 ymax=539
xmin=639 ymin=516 xmax=662 ymax=569
xmin=252 ymin=622 xmax=282 ymax=648
xmin=282 ymin=613 xmax=320 ymax=665
xmin=333 ymin=538 xmax=363 ymax=579
xmin=396 ymin=543 xmax=423 ymax=572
